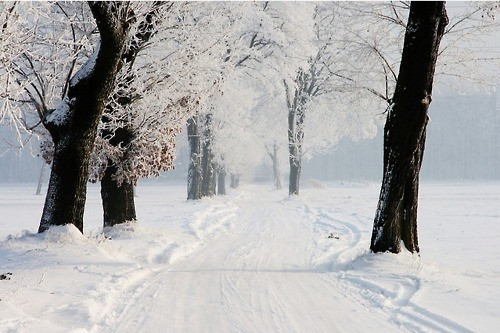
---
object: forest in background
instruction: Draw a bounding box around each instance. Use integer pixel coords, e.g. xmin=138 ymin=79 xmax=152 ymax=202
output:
xmin=2 ymin=91 xmax=499 ymax=183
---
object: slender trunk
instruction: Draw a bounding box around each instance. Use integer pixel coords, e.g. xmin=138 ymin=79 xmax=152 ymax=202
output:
xmin=209 ymin=162 xmax=217 ymax=195
xmin=289 ymin=154 xmax=301 ymax=195
xmin=201 ymin=114 xmax=216 ymax=197
xmin=285 ymin=70 xmax=308 ymax=196
xmin=101 ymin=164 xmax=136 ymax=227
xmin=217 ymin=169 xmax=226 ymax=195
xmin=39 ymin=3 xmax=129 ymax=233
xmin=230 ymin=174 xmax=239 ymax=189
xmin=288 ymin=105 xmax=304 ymax=196
xmin=370 ymin=2 xmax=448 ymax=254
xmin=269 ymin=143 xmax=282 ymax=190
xmin=187 ymin=115 xmax=202 ymax=200
xmin=36 ymin=162 xmax=47 ymax=195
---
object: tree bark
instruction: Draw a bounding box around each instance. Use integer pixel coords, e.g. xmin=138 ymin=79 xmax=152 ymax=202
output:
xmin=187 ymin=115 xmax=202 ymax=200
xmin=38 ymin=3 xmax=130 ymax=233
xmin=370 ymin=2 xmax=448 ymax=253
xmin=285 ymin=69 xmax=312 ymax=196
xmin=101 ymin=164 xmax=136 ymax=227
xmin=289 ymin=154 xmax=301 ymax=195
xmin=99 ymin=127 xmax=135 ymax=227
xmin=288 ymin=105 xmax=304 ymax=196
xmin=217 ymin=169 xmax=226 ymax=195
xmin=201 ymin=113 xmax=216 ymax=197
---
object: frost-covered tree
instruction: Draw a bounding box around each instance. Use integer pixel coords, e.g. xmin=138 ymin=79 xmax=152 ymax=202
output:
xmin=92 ymin=2 xmax=188 ymax=227
xmin=29 ymin=2 xmax=218 ymax=225
xmin=179 ymin=2 xmax=245 ymax=200
xmin=0 ymin=2 xmax=131 ymax=233
xmin=281 ymin=3 xmax=383 ymax=195
xmin=0 ymin=2 xmax=93 ymax=148
xmin=38 ymin=2 xmax=132 ymax=233
xmin=370 ymin=1 xmax=448 ymax=254
xmin=323 ymin=1 xmax=499 ymax=253
xmin=0 ymin=2 xmax=25 ymax=130
xmin=185 ymin=1 xmax=287 ymax=199
xmin=209 ymin=78 xmax=267 ymax=194
xmin=97 ymin=2 xmax=165 ymax=227
xmin=331 ymin=1 xmax=500 ymax=105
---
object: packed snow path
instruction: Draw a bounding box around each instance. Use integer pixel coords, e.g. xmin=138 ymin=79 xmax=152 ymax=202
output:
xmin=99 ymin=187 xmax=480 ymax=333
xmin=2 ymin=184 xmax=499 ymax=332
xmin=110 ymin=196 xmax=393 ymax=332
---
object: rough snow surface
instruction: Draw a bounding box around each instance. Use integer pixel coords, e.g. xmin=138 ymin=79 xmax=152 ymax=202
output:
xmin=0 ymin=182 xmax=499 ymax=332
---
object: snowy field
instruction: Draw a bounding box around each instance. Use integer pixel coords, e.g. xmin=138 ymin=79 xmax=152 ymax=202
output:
xmin=0 ymin=181 xmax=499 ymax=332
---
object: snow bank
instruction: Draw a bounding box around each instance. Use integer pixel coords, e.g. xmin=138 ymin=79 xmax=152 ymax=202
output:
xmin=42 ymin=224 xmax=89 ymax=244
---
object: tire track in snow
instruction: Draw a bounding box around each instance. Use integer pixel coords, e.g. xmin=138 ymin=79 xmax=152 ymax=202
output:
xmin=310 ymin=206 xmax=474 ymax=333
xmin=94 ymin=199 xmax=240 ymax=332
xmin=98 ymin=187 xmax=471 ymax=333
xmin=104 ymin=190 xmax=395 ymax=332
xmin=218 ymin=203 xmax=301 ymax=332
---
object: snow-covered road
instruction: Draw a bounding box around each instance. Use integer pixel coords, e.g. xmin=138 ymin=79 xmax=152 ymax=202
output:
xmin=1 ymin=183 xmax=499 ymax=332
xmin=109 ymin=193 xmax=395 ymax=332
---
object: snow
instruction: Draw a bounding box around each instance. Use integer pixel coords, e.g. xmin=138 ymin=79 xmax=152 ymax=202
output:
xmin=70 ymin=41 xmax=100 ymax=87
xmin=0 ymin=182 xmax=499 ymax=332
xmin=45 ymin=98 xmax=71 ymax=127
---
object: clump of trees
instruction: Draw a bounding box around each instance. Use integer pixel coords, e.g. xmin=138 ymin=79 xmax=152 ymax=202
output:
xmin=0 ymin=1 xmax=498 ymax=257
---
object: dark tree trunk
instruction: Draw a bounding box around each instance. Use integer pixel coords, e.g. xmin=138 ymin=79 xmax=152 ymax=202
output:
xmin=100 ymin=2 xmax=163 ymax=226
xmin=289 ymin=154 xmax=301 ymax=195
xmin=39 ymin=139 xmax=94 ymax=233
xmin=230 ymin=174 xmax=240 ymax=189
xmin=39 ymin=3 xmax=130 ymax=233
xmin=269 ymin=143 xmax=282 ymax=190
xmin=284 ymin=68 xmax=314 ymax=196
xmin=370 ymin=2 xmax=448 ymax=254
xmin=100 ymin=128 xmax=135 ymax=227
xmin=217 ymin=169 xmax=226 ymax=195
xmin=201 ymin=114 xmax=216 ymax=197
xmin=288 ymin=105 xmax=304 ymax=196
xmin=101 ymin=164 xmax=136 ymax=227
xmin=187 ymin=115 xmax=202 ymax=200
